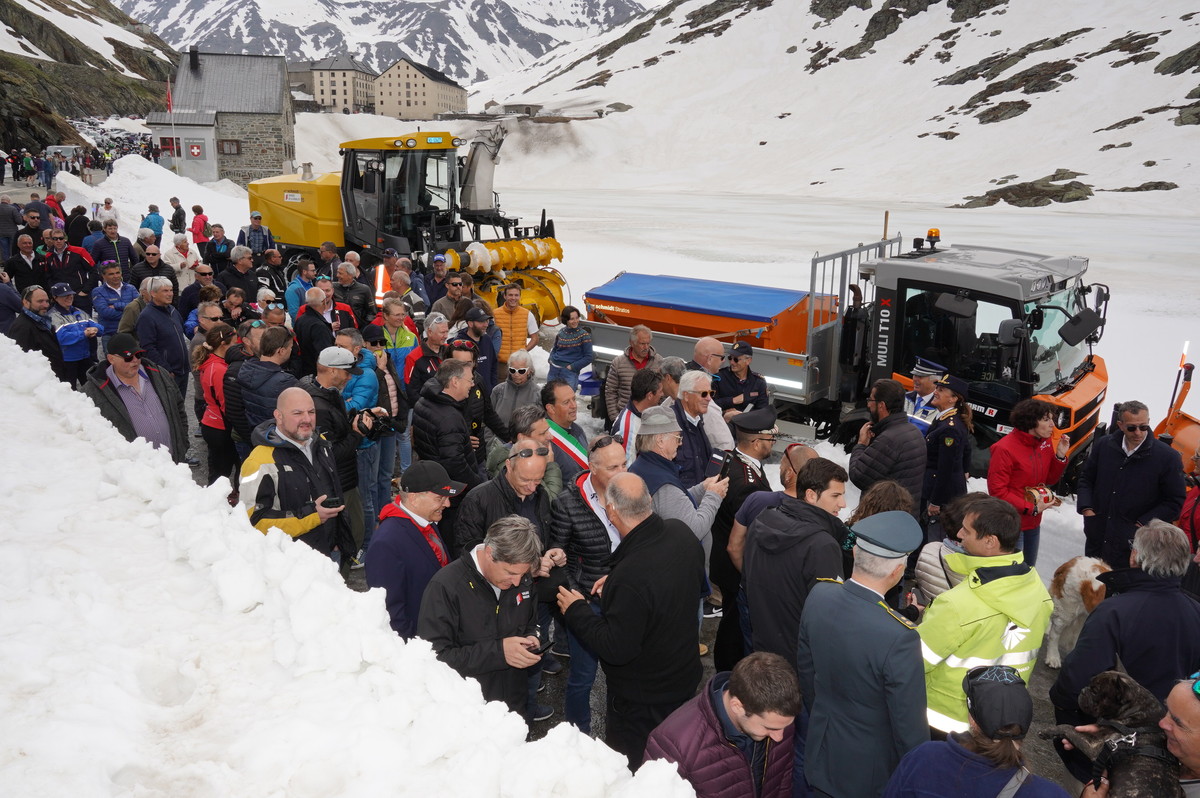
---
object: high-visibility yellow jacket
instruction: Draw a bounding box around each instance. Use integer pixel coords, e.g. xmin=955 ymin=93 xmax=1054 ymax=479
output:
xmin=918 ymin=550 xmax=1052 ymax=732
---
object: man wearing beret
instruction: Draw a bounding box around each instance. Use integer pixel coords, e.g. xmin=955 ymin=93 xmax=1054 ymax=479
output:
xmin=797 ymin=511 xmax=928 ymax=798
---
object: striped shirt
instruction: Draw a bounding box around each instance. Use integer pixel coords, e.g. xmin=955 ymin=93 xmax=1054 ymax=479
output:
xmin=106 ymin=364 xmax=172 ymax=452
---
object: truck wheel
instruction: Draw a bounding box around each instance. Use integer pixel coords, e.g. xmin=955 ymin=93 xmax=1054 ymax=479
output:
xmin=282 ymin=248 xmax=315 ymax=283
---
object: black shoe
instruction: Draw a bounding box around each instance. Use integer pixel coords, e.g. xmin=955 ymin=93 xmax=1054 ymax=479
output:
xmin=530 ymin=704 xmax=553 ymax=722
xmin=551 ymin=643 xmax=570 ymax=658
xmin=702 ymin=602 xmax=723 ymax=619
xmin=542 ymin=656 xmax=563 ymax=675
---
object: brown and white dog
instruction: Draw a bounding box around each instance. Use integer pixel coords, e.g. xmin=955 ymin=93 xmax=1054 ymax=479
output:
xmin=1044 ymin=556 xmax=1112 ymax=669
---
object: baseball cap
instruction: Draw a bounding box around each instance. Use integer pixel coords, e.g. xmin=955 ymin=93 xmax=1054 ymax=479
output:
xmin=317 ymin=346 xmax=362 ymax=374
xmin=731 ymin=341 xmax=753 ymax=358
xmin=107 ymin=333 xmax=143 ymax=359
xmin=400 ymin=460 xmax=466 ymax=497
xmin=963 ymin=665 xmax=1033 ymax=740
xmin=249 ymin=211 xmax=263 ymax=219
xmin=50 ymin=282 xmax=74 ymax=297
xmin=433 ymin=254 xmax=446 ymax=263
xmin=851 ymin=511 xmax=923 ymax=559
xmin=465 ymin=307 xmax=489 ymax=323
xmin=361 ymin=323 xmax=386 ymax=344
xmin=637 ymin=406 xmax=682 ymax=436
xmin=381 ymin=248 xmax=399 ymax=258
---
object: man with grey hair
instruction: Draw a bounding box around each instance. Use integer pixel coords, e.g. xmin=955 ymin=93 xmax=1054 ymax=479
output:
xmin=418 ymin=515 xmax=542 ymax=716
xmin=1078 ymin=399 xmax=1185 ymax=567
xmin=119 ymin=276 xmax=154 ymax=336
xmin=294 ymin=286 xmax=335 ymax=377
xmin=134 ymin=227 xmax=157 ymax=262
xmin=391 ymin=268 xmax=427 ymax=331
xmin=797 ymin=510 xmax=926 ymax=797
xmin=605 ymin=324 xmax=663 ymax=424
xmin=4 ymin=233 xmax=43 ymax=291
xmin=217 ymin=244 xmax=260 ymax=301
xmin=557 ymin=472 xmax=707 ymax=770
xmin=405 ymin=311 xmax=449 ymax=407
xmin=1051 ymin=519 xmax=1200 ymax=775
xmin=672 ymin=369 xmax=715 ymax=488
xmin=335 ymin=261 xmax=374 ymax=328
xmin=135 ymin=275 xmax=189 ymax=396
xmin=315 ymin=240 xmax=341 ymax=277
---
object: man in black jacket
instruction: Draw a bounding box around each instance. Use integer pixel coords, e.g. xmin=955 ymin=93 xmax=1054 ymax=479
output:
xmin=549 ymin=434 xmax=629 ymax=733
xmin=413 ymin=358 xmax=484 ymax=550
xmin=557 ymin=472 xmax=706 ymax=771
xmin=134 ymin=277 xmax=189 ymax=397
xmin=742 ymin=457 xmax=850 ymax=671
xmin=129 ymin=246 xmax=178 ymax=297
xmin=7 ymin=284 xmax=68 ymax=382
xmin=293 ymin=287 xmax=335 ymax=377
xmin=417 ymin=516 xmax=543 ymax=716
xmin=334 ymin=262 xmax=374 ymax=328
xmin=1077 ymin=399 xmax=1186 ymax=567
xmin=456 ymin=446 xmax=554 ymax=554
xmin=238 ymin=326 xmax=298 ymax=431
xmin=216 ymin=246 xmax=261 ymax=302
xmin=849 ymin=378 xmax=925 ymax=513
xmin=223 ymin=321 xmax=264 ymax=460
xmin=81 ymin=332 xmax=187 ymax=463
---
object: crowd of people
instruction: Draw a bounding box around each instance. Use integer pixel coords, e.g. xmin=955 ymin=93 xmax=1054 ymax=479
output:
xmin=6 ymin=196 xmax=1200 ymax=798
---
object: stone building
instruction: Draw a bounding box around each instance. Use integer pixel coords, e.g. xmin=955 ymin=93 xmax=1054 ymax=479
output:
xmin=375 ymin=58 xmax=467 ymax=120
xmin=147 ymin=48 xmax=295 ymax=187
xmin=311 ymin=54 xmax=377 ymax=113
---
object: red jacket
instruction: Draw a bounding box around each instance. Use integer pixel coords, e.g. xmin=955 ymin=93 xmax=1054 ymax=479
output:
xmin=198 ymin=354 xmax=228 ymax=430
xmin=645 ymin=673 xmax=794 ymax=798
xmin=987 ymin=428 xmax=1067 ymax=530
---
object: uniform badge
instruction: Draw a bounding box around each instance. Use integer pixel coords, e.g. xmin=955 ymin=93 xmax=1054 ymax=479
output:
xmin=944 ymin=437 xmax=955 ymax=447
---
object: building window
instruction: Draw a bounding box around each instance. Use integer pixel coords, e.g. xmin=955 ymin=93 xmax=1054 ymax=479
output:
xmin=218 ymin=140 xmax=241 ymax=155
xmin=160 ymin=136 xmax=180 ymax=156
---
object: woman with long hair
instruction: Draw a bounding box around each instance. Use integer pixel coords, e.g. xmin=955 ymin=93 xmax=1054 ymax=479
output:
xmin=547 ymin=305 xmax=593 ymax=391
xmin=883 ymin=665 xmax=1068 ymax=797
xmin=924 ymin=373 xmax=974 ymax=537
xmin=193 ymin=322 xmax=238 ymax=492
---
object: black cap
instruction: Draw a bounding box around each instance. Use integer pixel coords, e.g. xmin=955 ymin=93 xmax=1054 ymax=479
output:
xmin=936 ymin=373 xmax=970 ymax=399
xmin=465 ymin=307 xmax=489 ymax=323
xmin=731 ymin=341 xmax=753 ymax=358
xmin=381 ymin=248 xmax=399 ymax=258
xmin=400 ymin=461 xmax=466 ymax=497
xmin=362 ymin=323 xmax=386 ymax=344
xmin=963 ymin=665 xmax=1033 ymax=740
xmin=107 ymin=333 xmax=143 ymax=359
xmin=851 ymin=511 xmax=923 ymax=559
xmin=730 ymin=406 xmax=778 ymax=434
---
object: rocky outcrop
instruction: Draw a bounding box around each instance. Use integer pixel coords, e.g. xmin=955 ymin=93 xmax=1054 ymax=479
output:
xmin=1102 ymin=182 xmax=1179 ymax=192
xmin=1155 ymin=41 xmax=1200 ymax=75
xmin=955 ymin=169 xmax=1094 ymax=208
xmin=977 ymin=100 xmax=1029 ymax=123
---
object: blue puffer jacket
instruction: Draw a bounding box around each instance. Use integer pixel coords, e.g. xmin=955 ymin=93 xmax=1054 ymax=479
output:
xmin=49 ymin=305 xmax=99 ymax=362
xmin=237 ymin=359 xmax=299 ymax=430
xmin=135 ymin=302 xmax=189 ymax=378
xmin=343 ymin=349 xmax=379 ymax=450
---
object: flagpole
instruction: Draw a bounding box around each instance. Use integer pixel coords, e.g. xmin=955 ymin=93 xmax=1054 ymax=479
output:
xmin=167 ymin=71 xmax=179 ymax=173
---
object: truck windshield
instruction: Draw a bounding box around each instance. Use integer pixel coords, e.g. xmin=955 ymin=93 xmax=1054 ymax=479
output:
xmin=1024 ymin=287 xmax=1090 ymax=393
xmin=378 ymin=149 xmax=455 ymax=238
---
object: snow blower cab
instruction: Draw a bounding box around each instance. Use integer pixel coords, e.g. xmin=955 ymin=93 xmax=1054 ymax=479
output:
xmin=247 ymin=127 xmax=566 ymax=320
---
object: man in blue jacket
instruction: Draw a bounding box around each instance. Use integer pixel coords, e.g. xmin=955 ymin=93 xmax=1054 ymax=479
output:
xmin=91 ymin=261 xmax=138 ymax=351
xmin=366 ymin=461 xmax=463 ymax=639
xmin=134 ymin=277 xmax=189 ymax=397
xmin=1077 ymin=400 xmax=1186 ymax=567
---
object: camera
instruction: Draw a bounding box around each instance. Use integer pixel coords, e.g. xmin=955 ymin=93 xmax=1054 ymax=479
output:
xmin=354 ymin=409 xmax=396 ymax=441
xmin=321 ymin=496 xmax=344 ymax=508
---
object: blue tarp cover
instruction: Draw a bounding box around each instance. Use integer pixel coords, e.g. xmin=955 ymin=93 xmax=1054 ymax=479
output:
xmin=586 ymin=273 xmax=807 ymax=323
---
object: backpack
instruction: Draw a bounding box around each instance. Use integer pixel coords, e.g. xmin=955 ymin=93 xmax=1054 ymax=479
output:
xmin=203 ymin=220 xmax=213 ymax=238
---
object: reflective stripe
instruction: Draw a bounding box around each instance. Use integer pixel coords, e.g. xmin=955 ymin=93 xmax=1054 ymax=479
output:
xmin=927 ymin=706 xmax=970 ymax=733
xmin=921 ymin=641 xmax=1039 ymax=671
xmin=921 ymin=638 xmax=946 ymax=666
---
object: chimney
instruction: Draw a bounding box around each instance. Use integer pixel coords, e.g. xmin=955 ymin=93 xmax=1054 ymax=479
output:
xmin=189 ymin=46 xmax=199 ymax=72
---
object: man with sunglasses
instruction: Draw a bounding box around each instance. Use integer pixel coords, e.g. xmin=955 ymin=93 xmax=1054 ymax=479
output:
xmin=1077 ymin=399 xmax=1186 ymax=567
xmin=178 ymin=265 xmax=225 ymax=320
xmin=82 ymin=332 xmax=188 ymax=463
xmin=451 ymin=306 xmax=498 ymax=392
xmin=1051 ymin=520 xmax=1200 ymax=783
xmin=254 ymin=249 xmax=288 ymax=296
xmin=129 ymin=246 xmax=177 ymax=299
xmin=430 ymin=271 xmax=465 ymax=321
xmin=43 ymin=230 xmax=96 ymax=314
xmin=714 ymin=342 xmax=768 ymax=421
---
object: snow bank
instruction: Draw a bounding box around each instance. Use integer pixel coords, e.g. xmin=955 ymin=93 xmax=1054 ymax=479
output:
xmin=0 ymin=336 xmax=692 ymax=797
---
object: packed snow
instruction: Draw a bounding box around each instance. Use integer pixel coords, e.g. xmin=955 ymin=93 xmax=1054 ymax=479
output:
xmin=8 ymin=108 xmax=1196 ymax=793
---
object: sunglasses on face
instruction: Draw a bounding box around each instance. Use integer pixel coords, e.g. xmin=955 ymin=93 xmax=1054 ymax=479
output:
xmin=447 ymin=281 xmax=463 ymax=287
xmin=51 ymin=236 xmax=66 ymax=241
xmin=196 ymin=271 xmax=214 ymax=276
xmin=264 ymin=302 xmax=285 ymax=310
xmin=113 ymin=350 xmax=144 ymax=363
xmin=203 ymin=315 xmax=223 ymax=321
xmin=687 ymin=390 xmax=715 ymax=398
xmin=508 ymin=367 xmax=529 ymax=375
xmin=248 ymin=320 xmax=266 ymax=328
xmin=146 ymin=253 xmax=160 ymax=257
xmin=1124 ymin=424 xmax=1151 ymax=432
xmin=508 ymin=446 xmax=550 ymax=459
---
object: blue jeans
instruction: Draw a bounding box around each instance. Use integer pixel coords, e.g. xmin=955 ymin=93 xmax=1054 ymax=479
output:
xmin=397 ymin=410 xmax=413 ymax=472
xmin=565 ymin=600 xmax=603 ymax=733
xmin=547 ymin=364 xmax=579 ymax=390
xmin=356 ymin=445 xmax=380 ymax=551
xmin=1016 ymin=524 xmax=1041 ymax=567
xmin=375 ymin=431 xmax=396 ymax=518
xmin=0 ymin=235 xmax=11 ymax=261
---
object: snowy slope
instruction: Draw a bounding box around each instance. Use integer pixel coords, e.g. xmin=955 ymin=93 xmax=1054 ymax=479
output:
xmin=114 ymin=0 xmax=647 ymax=83
xmin=468 ymin=0 xmax=1200 ymax=208
xmin=0 ymin=335 xmax=693 ymax=797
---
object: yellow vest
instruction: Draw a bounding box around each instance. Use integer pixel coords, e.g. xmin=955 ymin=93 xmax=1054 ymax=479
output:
xmin=496 ymin=304 xmax=531 ymax=365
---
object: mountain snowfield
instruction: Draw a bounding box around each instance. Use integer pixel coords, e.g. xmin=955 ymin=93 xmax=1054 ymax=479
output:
xmin=468 ymin=0 xmax=1200 ymax=208
xmin=0 ymin=0 xmax=173 ymax=76
xmin=112 ymin=0 xmax=645 ymax=83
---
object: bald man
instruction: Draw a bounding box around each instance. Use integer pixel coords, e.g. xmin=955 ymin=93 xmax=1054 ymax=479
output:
xmin=239 ymin=386 xmax=351 ymax=555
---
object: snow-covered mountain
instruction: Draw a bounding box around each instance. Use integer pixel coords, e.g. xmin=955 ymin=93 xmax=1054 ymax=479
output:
xmin=112 ymin=0 xmax=647 ymax=84
xmin=469 ymin=0 xmax=1200 ymax=208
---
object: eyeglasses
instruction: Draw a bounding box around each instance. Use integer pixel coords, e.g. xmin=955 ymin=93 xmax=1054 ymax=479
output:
xmin=1124 ymin=424 xmax=1151 ymax=432
xmin=509 ymin=367 xmax=529 ymax=375
xmin=196 ymin=271 xmax=214 ymax=276
xmin=264 ymin=302 xmax=285 ymax=310
xmin=145 ymin=253 xmax=160 ymax=257
xmin=865 ymin=397 xmax=879 ymax=405
xmin=508 ymin=446 xmax=551 ymax=459
xmin=203 ymin=315 xmax=223 ymax=321
xmin=447 ymin=281 xmax=463 ymax=287
xmin=449 ymin=339 xmax=477 ymax=350
xmin=51 ymin=236 xmax=66 ymax=241
xmin=112 ymin=350 xmax=144 ymax=363
xmin=686 ymin=390 xmax=715 ymax=398
xmin=589 ymin=434 xmax=623 ymax=453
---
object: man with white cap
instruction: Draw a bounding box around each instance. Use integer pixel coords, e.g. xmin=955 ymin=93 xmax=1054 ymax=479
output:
xmin=797 ymin=510 xmax=927 ymax=798
xmin=905 ymin=356 xmax=946 ymax=435
xmin=367 ymin=460 xmax=464 ymax=639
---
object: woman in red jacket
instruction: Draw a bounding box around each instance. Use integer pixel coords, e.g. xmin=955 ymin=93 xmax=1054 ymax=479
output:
xmin=986 ymin=399 xmax=1069 ymax=566
xmin=194 ymin=322 xmax=237 ymax=490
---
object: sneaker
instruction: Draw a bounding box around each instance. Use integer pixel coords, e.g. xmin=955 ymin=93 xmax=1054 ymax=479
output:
xmin=541 ymin=656 xmax=563 ymax=675
xmin=551 ymin=643 xmax=570 ymax=658
xmin=702 ymin=602 xmax=723 ymax=619
xmin=537 ymin=680 xmax=546 ymax=693
xmin=350 ymin=548 xmax=366 ymax=570
xmin=530 ymin=704 xmax=553 ymax=722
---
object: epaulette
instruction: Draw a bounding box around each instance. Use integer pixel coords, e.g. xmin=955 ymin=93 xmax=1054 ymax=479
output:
xmin=878 ymin=601 xmax=917 ymax=629
xmin=815 ymin=576 xmax=844 ymax=585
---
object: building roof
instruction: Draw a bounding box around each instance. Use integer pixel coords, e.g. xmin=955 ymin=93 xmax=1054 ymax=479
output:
xmin=311 ymin=54 xmax=378 ymax=77
xmin=287 ymin=60 xmax=313 ymax=73
xmin=146 ymin=110 xmax=217 ymax=126
xmin=381 ymin=57 xmax=463 ymax=90
xmin=172 ymin=52 xmax=290 ymax=115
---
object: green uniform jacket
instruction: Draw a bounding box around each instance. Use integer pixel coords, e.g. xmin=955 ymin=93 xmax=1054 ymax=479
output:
xmin=918 ymin=550 xmax=1052 ymax=733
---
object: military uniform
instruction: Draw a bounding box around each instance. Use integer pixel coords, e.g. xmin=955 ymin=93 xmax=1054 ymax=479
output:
xmin=796 ymin=511 xmax=928 ymax=798
xmin=922 ymin=407 xmax=972 ymax=508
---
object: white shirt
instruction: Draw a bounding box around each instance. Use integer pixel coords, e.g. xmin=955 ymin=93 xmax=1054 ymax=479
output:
xmin=470 ymin=543 xmax=502 ymax=600
xmin=848 ymin=578 xmax=884 ymax=601
xmin=1121 ymin=435 xmax=1141 ymax=457
xmin=582 ymin=474 xmax=622 ymax=552
xmin=277 ymin=431 xmax=315 ymax=464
